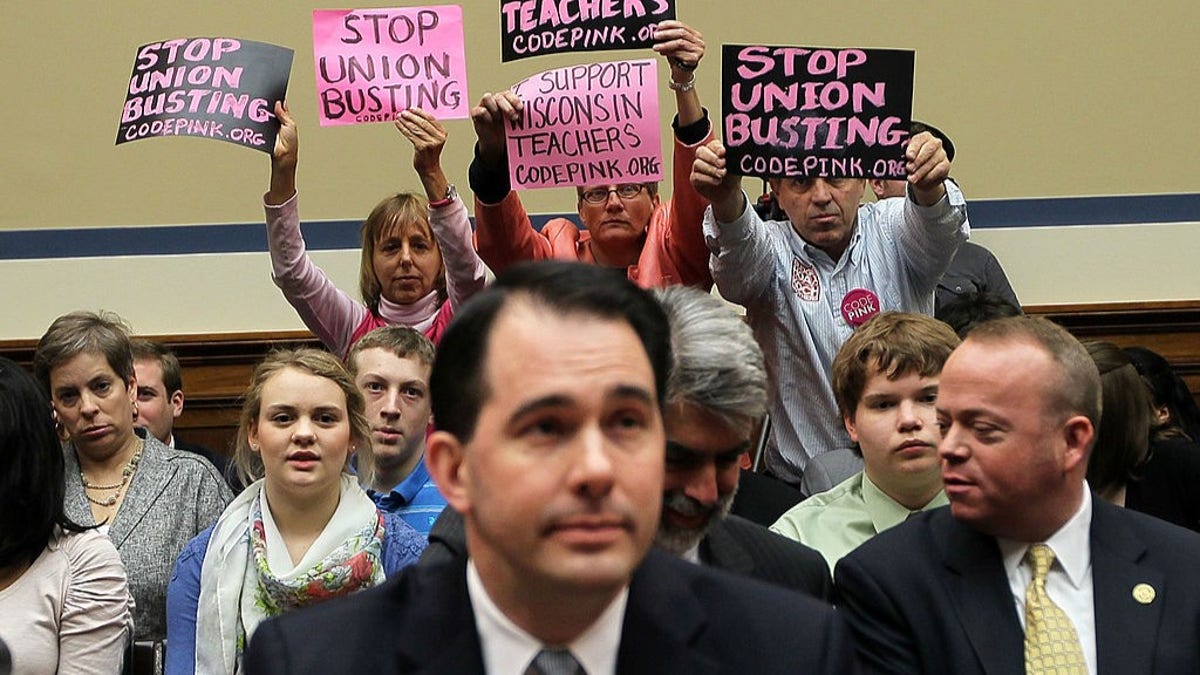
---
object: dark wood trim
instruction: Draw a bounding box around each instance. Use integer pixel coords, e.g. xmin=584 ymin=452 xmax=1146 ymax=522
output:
xmin=1026 ymin=300 xmax=1200 ymax=339
xmin=1026 ymin=299 xmax=1200 ymax=313
xmin=1029 ymin=303 xmax=1200 ymax=435
xmin=0 ymin=330 xmax=321 ymax=363
xmin=1 ymin=330 xmax=323 ymax=458
xmin=1024 ymin=301 xmax=1200 ymax=397
xmin=5 ymin=300 xmax=1197 ymax=455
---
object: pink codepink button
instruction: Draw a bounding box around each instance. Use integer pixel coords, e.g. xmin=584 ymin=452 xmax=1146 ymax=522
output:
xmin=841 ymin=288 xmax=881 ymax=327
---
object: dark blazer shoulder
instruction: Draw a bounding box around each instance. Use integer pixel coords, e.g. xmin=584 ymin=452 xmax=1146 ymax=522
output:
xmin=147 ymin=438 xmax=224 ymax=480
xmin=1093 ymin=495 xmax=1200 ymax=550
xmin=245 ymin=560 xmax=484 ymax=674
xmin=835 ymin=508 xmax=1021 ymax=675
xmin=1088 ymin=498 xmax=1200 ymax=673
xmin=621 ymin=550 xmax=854 ymax=674
xmin=174 ymin=438 xmax=243 ymax=490
xmin=729 ymin=469 xmax=804 ymax=525
xmin=419 ymin=507 xmax=467 ymax=567
xmin=249 ymin=551 xmax=855 ymax=675
xmin=174 ymin=439 xmax=226 ymax=465
xmin=702 ymin=514 xmax=832 ymax=600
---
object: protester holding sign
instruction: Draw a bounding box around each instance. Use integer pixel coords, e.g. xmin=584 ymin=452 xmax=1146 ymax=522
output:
xmin=468 ymin=20 xmax=714 ymax=289
xmin=262 ymin=102 xmax=487 ymax=357
xmin=505 ymin=58 xmax=665 ymax=191
xmin=690 ymin=131 xmax=967 ymax=486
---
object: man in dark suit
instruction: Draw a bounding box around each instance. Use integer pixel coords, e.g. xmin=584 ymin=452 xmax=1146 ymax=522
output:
xmin=649 ymin=285 xmax=831 ymax=595
xmin=421 ymin=285 xmax=831 ymax=599
xmin=130 ymin=339 xmax=236 ymax=488
xmin=245 ymin=262 xmax=854 ymax=674
xmin=835 ymin=316 xmax=1200 ymax=674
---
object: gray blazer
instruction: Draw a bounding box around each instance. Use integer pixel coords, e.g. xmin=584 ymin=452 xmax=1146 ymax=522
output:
xmin=63 ymin=430 xmax=232 ymax=640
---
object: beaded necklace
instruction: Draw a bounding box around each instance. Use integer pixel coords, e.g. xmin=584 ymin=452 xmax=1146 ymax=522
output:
xmin=81 ymin=439 xmax=144 ymax=507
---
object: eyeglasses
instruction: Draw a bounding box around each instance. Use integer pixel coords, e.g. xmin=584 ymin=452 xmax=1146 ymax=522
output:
xmin=580 ymin=184 xmax=646 ymax=204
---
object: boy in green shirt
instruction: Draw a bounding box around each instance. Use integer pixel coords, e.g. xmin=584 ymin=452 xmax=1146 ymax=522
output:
xmin=771 ymin=312 xmax=959 ymax=570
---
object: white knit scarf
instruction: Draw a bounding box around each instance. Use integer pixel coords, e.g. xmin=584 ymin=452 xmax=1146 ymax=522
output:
xmin=193 ymin=474 xmax=384 ymax=674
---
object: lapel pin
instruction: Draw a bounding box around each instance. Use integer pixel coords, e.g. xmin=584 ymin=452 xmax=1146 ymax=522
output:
xmin=1132 ymin=583 xmax=1156 ymax=605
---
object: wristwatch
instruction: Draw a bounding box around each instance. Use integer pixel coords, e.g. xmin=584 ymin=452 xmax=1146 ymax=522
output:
xmin=431 ymin=184 xmax=457 ymax=207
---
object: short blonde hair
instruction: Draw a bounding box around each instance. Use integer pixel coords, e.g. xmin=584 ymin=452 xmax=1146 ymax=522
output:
xmin=234 ymin=348 xmax=372 ymax=487
xmin=967 ymin=316 xmax=1101 ymax=429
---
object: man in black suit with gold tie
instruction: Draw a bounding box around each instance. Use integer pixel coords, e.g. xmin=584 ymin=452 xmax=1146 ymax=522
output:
xmin=245 ymin=262 xmax=854 ymax=674
xmin=836 ymin=316 xmax=1200 ymax=674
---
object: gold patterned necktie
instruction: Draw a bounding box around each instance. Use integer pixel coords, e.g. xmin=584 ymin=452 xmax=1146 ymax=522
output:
xmin=1023 ymin=543 xmax=1088 ymax=674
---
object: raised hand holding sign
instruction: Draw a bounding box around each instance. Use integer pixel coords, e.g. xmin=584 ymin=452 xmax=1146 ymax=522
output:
xmin=312 ymin=6 xmax=470 ymax=126
xmin=721 ymin=44 xmax=913 ymax=180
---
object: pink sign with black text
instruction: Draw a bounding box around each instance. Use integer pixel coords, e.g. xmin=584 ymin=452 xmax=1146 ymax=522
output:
xmin=506 ymin=59 xmax=662 ymax=190
xmin=312 ymin=6 xmax=469 ymax=126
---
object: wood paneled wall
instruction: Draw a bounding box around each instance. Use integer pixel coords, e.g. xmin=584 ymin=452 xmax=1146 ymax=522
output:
xmin=4 ymin=300 xmax=1197 ymax=458
xmin=1 ymin=332 xmax=322 ymax=457
xmin=1025 ymin=300 xmax=1200 ymax=403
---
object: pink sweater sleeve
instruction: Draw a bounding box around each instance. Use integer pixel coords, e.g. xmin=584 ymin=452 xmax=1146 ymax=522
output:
xmin=431 ymin=192 xmax=488 ymax=310
xmin=264 ymin=192 xmax=367 ymax=356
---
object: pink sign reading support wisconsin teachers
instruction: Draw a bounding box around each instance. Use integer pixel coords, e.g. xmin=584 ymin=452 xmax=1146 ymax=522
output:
xmin=313 ymin=5 xmax=469 ymax=126
xmin=506 ymin=59 xmax=662 ymax=190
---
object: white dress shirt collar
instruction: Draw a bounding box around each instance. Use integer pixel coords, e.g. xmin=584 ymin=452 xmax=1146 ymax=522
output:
xmin=997 ymin=486 xmax=1093 ymax=591
xmin=467 ymin=559 xmax=627 ymax=675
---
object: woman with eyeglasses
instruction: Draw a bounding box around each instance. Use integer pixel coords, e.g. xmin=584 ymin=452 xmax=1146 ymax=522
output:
xmin=467 ymin=20 xmax=716 ymax=290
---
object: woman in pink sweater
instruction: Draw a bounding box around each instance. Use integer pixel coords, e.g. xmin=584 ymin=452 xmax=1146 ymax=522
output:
xmin=264 ymin=102 xmax=487 ymax=358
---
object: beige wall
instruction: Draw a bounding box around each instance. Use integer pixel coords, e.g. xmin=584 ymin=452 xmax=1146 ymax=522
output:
xmin=2 ymin=2 xmax=1197 ymax=339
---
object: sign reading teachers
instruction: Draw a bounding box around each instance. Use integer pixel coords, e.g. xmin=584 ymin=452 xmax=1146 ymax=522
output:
xmin=313 ymin=6 xmax=469 ymax=126
xmin=506 ymin=59 xmax=661 ymax=190
xmin=500 ymin=0 xmax=675 ymax=61
xmin=721 ymin=45 xmax=914 ymax=179
xmin=117 ymin=38 xmax=293 ymax=153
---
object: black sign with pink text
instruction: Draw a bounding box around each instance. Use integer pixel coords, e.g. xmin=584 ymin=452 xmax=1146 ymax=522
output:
xmin=500 ymin=0 xmax=675 ymax=61
xmin=117 ymin=37 xmax=293 ymax=153
xmin=722 ymin=44 xmax=913 ymax=179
